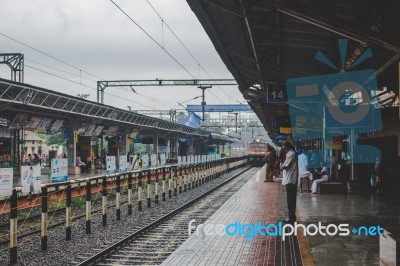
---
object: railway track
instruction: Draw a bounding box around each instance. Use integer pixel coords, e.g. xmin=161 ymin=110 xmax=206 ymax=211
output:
xmin=74 ymin=167 xmax=258 ymax=266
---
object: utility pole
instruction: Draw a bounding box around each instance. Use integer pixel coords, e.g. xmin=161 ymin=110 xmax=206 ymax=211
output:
xmin=199 ymin=85 xmax=211 ymax=121
xmin=230 ymin=112 xmax=239 ymax=133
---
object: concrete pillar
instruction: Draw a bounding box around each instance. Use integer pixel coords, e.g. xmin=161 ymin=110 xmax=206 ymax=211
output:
xmin=167 ymin=139 xmax=171 ymax=159
xmin=154 ymin=136 xmax=159 ymax=155
xmin=175 ymin=138 xmax=179 ymax=157
xmin=189 ymin=137 xmax=194 ymax=155
xmin=68 ymin=142 xmax=77 ymax=175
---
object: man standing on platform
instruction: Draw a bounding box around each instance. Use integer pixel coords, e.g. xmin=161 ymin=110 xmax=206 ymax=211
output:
xmin=264 ymin=144 xmax=277 ymax=182
xmin=281 ymin=141 xmax=298 ymax=224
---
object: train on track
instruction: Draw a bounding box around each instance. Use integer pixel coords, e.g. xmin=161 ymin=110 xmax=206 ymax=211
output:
xmin=247 ymin=138 xmax=268 ymax=166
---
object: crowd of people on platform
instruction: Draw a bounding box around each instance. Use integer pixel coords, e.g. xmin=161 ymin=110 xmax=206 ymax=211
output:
xmin=263 ymin=142 xmax=330 ymax=195
xmin=20 ymin=153 xmax=44 ymax=166
xmin=264 ymin=141 xmax=333 ymax=224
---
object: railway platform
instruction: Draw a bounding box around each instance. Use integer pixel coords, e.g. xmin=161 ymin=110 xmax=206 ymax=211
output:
xmin=162 ymin=166 xmax=399 ymax=266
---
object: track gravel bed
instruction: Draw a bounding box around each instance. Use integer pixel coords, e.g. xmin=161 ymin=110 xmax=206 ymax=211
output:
xmin=0 ymin=166 xmax=251 ymax=265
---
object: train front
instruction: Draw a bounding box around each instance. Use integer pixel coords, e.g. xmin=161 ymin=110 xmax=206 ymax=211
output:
xmin=247 ymin=140 xmax=267 ymax=166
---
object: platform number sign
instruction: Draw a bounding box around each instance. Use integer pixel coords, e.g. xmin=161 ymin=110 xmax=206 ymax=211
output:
xmin=267 ymin=84 xmax=287 ymax=103
xmin=116 ymin=134 xmax=124 ymax=143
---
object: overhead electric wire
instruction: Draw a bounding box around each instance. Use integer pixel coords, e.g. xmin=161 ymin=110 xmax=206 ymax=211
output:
xmin=26 ymin=58 xmax=98 ymax=83
xmin=26 ymin=64 xmax=155 ymax=109
xmin=0 ymin=36 xmax=177 ymax=109
xmin=110 ymin=0 xmax=196 ymax=80
xmin=1 ymin=2 xmax=233 ymax=108
xmin=146 ymin=0 xmax=236 ymax=103
xmin=112 ymin=85 xmax=175 ymax=109
xmin=111 ymin=0 xmax=228 ymax=105
xmin=0 ymin=32 xmax=103 ymax=81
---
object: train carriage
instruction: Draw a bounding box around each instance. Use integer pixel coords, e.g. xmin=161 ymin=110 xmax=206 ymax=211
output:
xmin=247 ymin=139 xmax=267 ymax=166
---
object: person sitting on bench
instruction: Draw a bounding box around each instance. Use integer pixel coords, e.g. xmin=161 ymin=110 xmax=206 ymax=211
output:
xmin=311 ymin=166 xmax=329 ymax=194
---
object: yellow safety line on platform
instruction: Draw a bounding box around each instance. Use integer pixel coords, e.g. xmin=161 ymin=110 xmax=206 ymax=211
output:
xmin=296 ymin=211 xmax=315 ymax=266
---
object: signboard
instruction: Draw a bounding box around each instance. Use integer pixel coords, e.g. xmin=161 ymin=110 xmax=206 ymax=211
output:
xmin=37 ymin=118 xmax=52 ymax=131
xmin=129 ymin=132 xmax=138 ymax=139
xmin=150 ymin=154 xmax=158 ymax=167
xmin=26 ymin=117 xmax=42 ymax=130
xmin=49 ymin=119 xmax=64 ymax=132
xmin=93 ymin=126 xmax=104 ymax=136
xmin=85 ymin=125 xmax=96 ymax=136
xmin=130 ymin=155 xmax=139 ymax=170
xmin=133 ymin=138 xmax=142 ymax=144
xmin=267 ymin=84 xmax=287 ymax=103
xmin=141 ymin=154 xmax=149 ymax=169
xmin=106 ymin=156 xmax=116 ymax=174
xmin=9 ymin=114 xmax=28 ymax=129
xmin=280 ymin=127 xmax=292 ymax=134
xmin=160 ymin=153 xmax=166 ymax=166
xmin=77 ymin=126 xmax=87 ymax=134
xmin=21 ymin=166 xmax=41 ymax=194
xmin=51 ymin=158 xmax=68 ymax=183
xmin=107 ymin=126 xmax=119 ymax=136
xmin=63 ymin=130 xmax=71 ymax=141
xmin=0 ymin=168 xmax=13 ymax=197
xmin=116 ymin=134 xmax=125 ymax=143
xmin=119 ymin=155 xmax=129 ymax=173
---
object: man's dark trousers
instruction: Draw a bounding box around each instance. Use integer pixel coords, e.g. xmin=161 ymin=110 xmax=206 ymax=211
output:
xmin=286 ymin=183 xmax=297 ymax=222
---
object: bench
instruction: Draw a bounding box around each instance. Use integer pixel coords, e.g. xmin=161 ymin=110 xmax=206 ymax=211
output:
xmin=319 ymin=182 xmax=346 ymax=194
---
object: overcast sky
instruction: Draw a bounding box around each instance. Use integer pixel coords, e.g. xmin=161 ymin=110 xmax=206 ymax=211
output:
xmin=0 ymin=0 xmax=246 ymax=111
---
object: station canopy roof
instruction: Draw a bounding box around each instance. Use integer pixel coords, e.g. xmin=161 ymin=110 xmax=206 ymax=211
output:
xmin=187 ymin=0 xmax=400 ymax=137
xmin=0 ymin=78 xmax=209 ymax=138
xmin=208 ymin=132 xmax=241 ymax=143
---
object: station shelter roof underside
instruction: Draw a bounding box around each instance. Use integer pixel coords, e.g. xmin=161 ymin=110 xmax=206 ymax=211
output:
xmin=0 ymin=78 xmax=209 ymax=138
xmin=187 ymin=0 xmax=400 ymax=138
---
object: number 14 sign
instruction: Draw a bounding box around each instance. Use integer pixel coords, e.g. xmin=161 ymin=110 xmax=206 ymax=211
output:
xmin=267 ymin=84 xmax=287 ymax=103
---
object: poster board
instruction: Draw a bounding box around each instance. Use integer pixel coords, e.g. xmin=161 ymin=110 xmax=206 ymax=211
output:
xmin=51 ymin=158 xmax=68 ymax=183
xmin=119 ymin=155 xmax=128 ymax=173
xmin=0 ymin=168 xmax=13 ymax=197
xmin=130 ymin=155 xmax=139 ymax=170
xmin=150 ymin=154 xmax=158 ymax=168
xmin=160 ymin=153 xmax=166 ymax=166
xmin=21 ymin=165 xmax=41 ymax=193
xmin=106 ymin=156 xmax=116 ymax=174
xmin=142 ymin=154 xmax=149 ymax=169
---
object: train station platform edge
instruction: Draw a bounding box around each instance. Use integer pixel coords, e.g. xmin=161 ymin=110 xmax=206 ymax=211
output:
xmin=162 ymin=166 xmax=399 ymax=266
